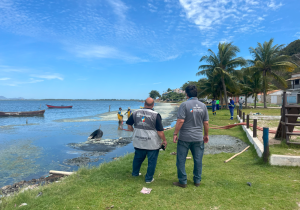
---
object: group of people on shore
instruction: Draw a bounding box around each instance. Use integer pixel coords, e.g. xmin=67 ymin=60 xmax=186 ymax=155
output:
xmin=121 ymin=86 xmax=246 ymax=186
xmin=125 ymin=85 xmax=209 ymax=187
xmin=211 ymin=97 xmax=245 ymax=120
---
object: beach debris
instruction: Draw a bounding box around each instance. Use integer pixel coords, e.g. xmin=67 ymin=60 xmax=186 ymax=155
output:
xmin=224 ymin=146 xmax=250 ymax=163
xmin=19 ymin=203 xmax=28 ymax=207
xmin=36 ymin=192 xmax=43 ymax=197
xmin=140 ymin=187 xmax=152 ymax=194
xmin=186 ymin=157 xmax=192 ymax=159
xmin=1 ymin=185 xmax=11 ymax=190
xmin=247 ymin=182 xmax=252 ymax=187
xmin=20 ymin=184 xmax=39 ymax=193
xmin=49 ymin=170 xmax=74 ymax=176
xmin=170 ymin=152 xmax=177 ymax=155
xmin=252 ymin=113 xmax=263 ymax=115
xmin=106 ymin=205 xmax=114 ymax=209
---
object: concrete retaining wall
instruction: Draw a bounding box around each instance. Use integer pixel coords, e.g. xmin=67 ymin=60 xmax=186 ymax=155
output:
xmin=237 ymin=115 xmax=300 ymax=166
xmin=237 ymin=115 xmax=263 ymax=158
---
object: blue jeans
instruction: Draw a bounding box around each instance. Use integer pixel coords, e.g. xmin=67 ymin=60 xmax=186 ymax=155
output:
xmin=176 ymin=140 xmax=205 ymax=184
xmin=132 ymin=148 xmax=159 ymax=182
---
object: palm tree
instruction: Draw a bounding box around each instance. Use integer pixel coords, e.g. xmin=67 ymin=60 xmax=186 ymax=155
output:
xmin=197 ymin=42 xmax=247 ymax=109
xmin=248 ymin=38 xmax=297 ymax=108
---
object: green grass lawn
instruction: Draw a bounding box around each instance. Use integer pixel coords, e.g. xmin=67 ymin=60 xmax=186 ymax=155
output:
xmin=249 ymin=103 xmax=280 ymax=107
xmin=1 ymin=110 xmax=300 ymax=210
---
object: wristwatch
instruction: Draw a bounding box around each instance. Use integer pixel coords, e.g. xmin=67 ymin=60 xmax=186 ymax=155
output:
xmin=173 ymin=133 xmax=178 ymax=136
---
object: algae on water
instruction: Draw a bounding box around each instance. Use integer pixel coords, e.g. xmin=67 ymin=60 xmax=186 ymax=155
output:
xmin=0 ymin=139 xmax=42 ymax=187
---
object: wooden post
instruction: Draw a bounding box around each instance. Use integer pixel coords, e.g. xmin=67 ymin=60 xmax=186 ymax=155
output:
xmin=239 ymin=110 xmax=242 ymax=118
xmin=246 ymin=115 xmax=249 ymax=128
xmin=237 ymin=107 xmax=239 ymax=115
xmin=263 ymin=127 xmax=270 ymax=163
xmin=243 ymin=112 xmax=245 ymax=122
xmin=253 ymin=119 xmax=257 ymax=137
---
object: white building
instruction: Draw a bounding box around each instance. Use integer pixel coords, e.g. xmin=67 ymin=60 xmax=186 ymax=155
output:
xmin=287 ymin=73 xmax=300 ymax=104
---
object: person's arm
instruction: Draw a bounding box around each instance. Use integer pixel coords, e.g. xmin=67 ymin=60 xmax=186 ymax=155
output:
xmin=155 ymin=114 xmax=167 ymax=147
xmin=173 ymin=103 xmax=186 ymax=143
xmin=173 ymin=119 xmax=184 ymax=143
xmin=203 ymin=121 xmax=209 ymax=143
xmin=126 ymin=114 xmax=134 ymax=131
xmin=157 ymin=131 xmax=167 ymax=147
xmin=203 ymin=106 xmax=209 ymax=143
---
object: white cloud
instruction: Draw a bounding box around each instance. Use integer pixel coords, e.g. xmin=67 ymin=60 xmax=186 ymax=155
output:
xmin=31 ymin=74 xmax=64 ymax=81
xmin=179 ymin=0 xmax=275 ymax=31
xmin=0 ymin=65 xmax=27 ymax=72
xmin=295 ymin=32 xmax=300 ymax=39
xmin=107 ymin=0 xmax=129 ymax=20
xmin=0 ymin=77 xmax=10 ymax=80
xmin=267 ymin=0 xmax=283 ymax=10
xmin=165 ymin=55 xmax=179 ymax=61
xmin=271 ymin=17 xmax=282 ymax=22
xmin=4 ymin=78 xmax=44 ymax=86
xmin=72 ymin=45 xmax=148 ymax=63
xmin=153 ymin=82 xmax=162 ymax=85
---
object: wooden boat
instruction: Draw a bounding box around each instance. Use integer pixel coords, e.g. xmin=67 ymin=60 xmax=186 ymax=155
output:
xmin=46 ymin=104 xmax=73 ymax=108
xmin=0 ymin=110 xmax=45 ymax=116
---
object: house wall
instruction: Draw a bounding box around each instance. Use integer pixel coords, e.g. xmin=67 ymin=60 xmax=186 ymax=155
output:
xmin=260 ymin=95 xmax=271 ymax=103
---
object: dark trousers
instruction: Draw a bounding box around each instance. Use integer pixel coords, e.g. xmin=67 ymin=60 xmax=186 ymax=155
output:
xmin=132 ymin=148 xmax=159 ymax=182
xmin=176 ymin=140 xmax=205 ymax=185
xmin=230 ymin=108 xmax=234 ymax=119
xmin=212 ymin=105 xmax=216 ymax=115
xmin=216 ymin=104 xmax=219 ymax=110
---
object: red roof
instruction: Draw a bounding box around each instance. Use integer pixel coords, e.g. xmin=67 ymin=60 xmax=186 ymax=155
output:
xmin=257 ymin=90 xmax=281 ymax=95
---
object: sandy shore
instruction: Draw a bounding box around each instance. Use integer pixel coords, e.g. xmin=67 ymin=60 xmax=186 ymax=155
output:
xmin=98 ymin=103 xmax=179 ymax=123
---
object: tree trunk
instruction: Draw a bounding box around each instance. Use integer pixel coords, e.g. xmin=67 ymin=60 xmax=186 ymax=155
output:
xmin=221 ymin=76 xmax=228 ymax=109
xmin=245 ymin=94 xmax=248 ymax=109
xmin=263 ymin=70 xmax=267 ymax=108
xmin=254 ymin=94 xmax=257 ymax=109
xmin=219 ymin=90 xmax=222 ymax=110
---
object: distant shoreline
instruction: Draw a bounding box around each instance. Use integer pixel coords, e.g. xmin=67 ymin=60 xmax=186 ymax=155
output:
xmin=0 ymin=99 xmax=143 ymax=101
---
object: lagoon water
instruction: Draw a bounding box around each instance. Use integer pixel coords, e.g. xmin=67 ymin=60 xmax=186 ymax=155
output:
xmin=0 ymin=100 xmax=155 ymax=187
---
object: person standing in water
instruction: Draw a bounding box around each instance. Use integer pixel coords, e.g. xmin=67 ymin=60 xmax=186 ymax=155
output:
xmin=117 ymin=107 xmax=123 ymax=122
xmin=124 ymin=107 xmax=132 ymax=119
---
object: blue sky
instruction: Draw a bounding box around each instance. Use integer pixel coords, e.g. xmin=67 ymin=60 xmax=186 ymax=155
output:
xmin=0 ymin=0 xmax=299 ymax=99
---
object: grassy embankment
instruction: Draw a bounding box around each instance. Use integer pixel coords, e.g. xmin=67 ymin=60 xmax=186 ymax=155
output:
xmin=1 ymin=110 xmax=300 ymax=209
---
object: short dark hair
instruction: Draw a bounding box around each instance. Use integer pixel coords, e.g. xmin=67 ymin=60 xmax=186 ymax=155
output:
xmin=185 ymin=85 xmax=197 ymax=97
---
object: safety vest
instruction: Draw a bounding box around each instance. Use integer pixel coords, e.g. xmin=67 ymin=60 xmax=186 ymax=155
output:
xmin=132 ymin=109 xmax=161 ymax=150
xmin=127 ymin=110 xmax=132 ymax=117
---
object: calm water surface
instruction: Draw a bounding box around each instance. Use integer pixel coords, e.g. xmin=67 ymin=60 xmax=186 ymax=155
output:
xmin=0 ymin=100 xmax=148 ymax=187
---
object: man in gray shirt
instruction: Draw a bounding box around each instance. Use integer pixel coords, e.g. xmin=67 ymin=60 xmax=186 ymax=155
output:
xmin=173 ymin=85 xmax=209 ymax=188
